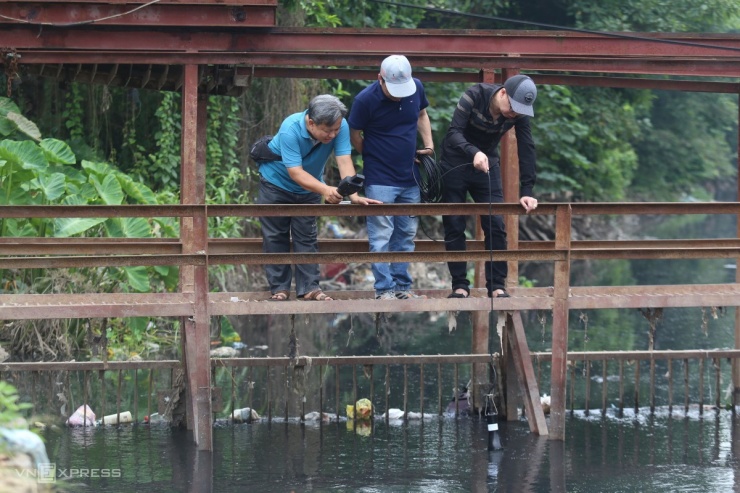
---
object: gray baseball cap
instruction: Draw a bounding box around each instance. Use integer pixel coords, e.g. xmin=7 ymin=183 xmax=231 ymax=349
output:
xmin=504 ymin=75 xmax=537 ymax=117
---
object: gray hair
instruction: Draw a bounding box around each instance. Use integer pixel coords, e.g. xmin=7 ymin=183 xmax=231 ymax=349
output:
xmin=307 ymin=94 xmax=347 ymax=126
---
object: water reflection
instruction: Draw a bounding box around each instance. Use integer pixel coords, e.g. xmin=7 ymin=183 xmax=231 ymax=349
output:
xmin=41 ymin=411 xmax=740 ymax=492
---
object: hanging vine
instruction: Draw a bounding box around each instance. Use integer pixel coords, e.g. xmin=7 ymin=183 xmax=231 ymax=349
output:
xmin=639 ymin=308 xmax=663 ymax=351
xmin=62 ymin=83 xmax=86 ymax=143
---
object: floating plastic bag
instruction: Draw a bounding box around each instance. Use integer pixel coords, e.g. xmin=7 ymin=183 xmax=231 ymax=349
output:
xmin=66 ymin=404 xmax=96 ymax=427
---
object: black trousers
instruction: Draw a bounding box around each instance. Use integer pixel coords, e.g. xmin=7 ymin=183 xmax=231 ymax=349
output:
xmin=441 ymin=160 xmax=507 ymax=295
xmin=258 ymin=179 xmax=322 ymax=297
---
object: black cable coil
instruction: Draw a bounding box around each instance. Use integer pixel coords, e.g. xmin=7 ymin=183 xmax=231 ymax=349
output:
xmin=416 ymin=151 xmax=445 ymax=204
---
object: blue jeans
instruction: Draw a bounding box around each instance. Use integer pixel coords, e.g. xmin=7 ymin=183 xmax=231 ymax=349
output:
xmin=365 ymin=185 xmax=420 ymax=295
xmin=258 ymin=179 xmax=322 ymax=297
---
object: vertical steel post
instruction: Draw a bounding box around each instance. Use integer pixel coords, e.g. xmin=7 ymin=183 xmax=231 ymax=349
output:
xmin=550 ymin=204 xmax=572 ymax=440
xmin=500 ymin=67 xmax=521 ymax=291
xmin=180 ymin=64 xmax=212 ymax=450
xmin=500 ymin=67 xmax=522 ymax=419
xmin=734 ymin=96 xmax=740 ymax=410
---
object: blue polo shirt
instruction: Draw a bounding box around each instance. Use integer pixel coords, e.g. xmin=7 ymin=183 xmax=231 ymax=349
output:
xmin=259 ymin=110 xmax=352 ymax=194
xmin=348 ymin=79 xmax=428 ymax=187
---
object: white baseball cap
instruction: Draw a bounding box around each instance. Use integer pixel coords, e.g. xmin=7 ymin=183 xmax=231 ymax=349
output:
xmin=380 ymin=55 xmax=417 ymax=98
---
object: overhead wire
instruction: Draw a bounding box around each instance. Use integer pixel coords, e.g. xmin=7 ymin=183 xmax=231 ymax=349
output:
xmin=0 ymin=0 xmax=163 ymax=27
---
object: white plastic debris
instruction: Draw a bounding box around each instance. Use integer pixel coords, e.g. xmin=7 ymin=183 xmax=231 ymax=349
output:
xmin=232 ymin=407 xmax=260 ymax=423
xmin=98 ymin=411 xmax=133 ymax=425
xmin=65 ymin=404 xmax=96 ymax=427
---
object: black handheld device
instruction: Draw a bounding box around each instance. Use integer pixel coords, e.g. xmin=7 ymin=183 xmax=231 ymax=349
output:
xmin=336 ymin=174 xmax=365 ymax=197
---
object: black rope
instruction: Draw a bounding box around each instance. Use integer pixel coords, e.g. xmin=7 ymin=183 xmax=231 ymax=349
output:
xmin=488 ymin=170 xmax=495 ymax=309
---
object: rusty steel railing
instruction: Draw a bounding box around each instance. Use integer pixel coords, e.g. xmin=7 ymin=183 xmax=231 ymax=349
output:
xmin=0 ymin=202 xmax=738 ymax=318
xmin=4 ymin=350 xmax=740 ymax=425
xmin=1 ymin=201 xmax=739 ymax=447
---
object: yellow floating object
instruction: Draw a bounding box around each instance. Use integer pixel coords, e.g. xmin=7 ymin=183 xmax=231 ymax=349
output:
xmin=346 ymin=418 xmax=372 ymax=436
xmin=346 ymin=398 xmax=373 ymax=419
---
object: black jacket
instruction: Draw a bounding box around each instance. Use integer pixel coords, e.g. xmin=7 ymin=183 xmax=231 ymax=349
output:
xmin=440 ymin=83 xmax=537 ymax=197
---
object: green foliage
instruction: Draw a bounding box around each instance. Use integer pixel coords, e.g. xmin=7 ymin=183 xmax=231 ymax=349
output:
xmin=218 ymin=316 xmax=241 ymax=345
xmin=568 ymin=0 xmax=740 ymax=32
xmin=205 ymin=96 xmax=249 ymax=238
xmin=5 ymin=112 xmax=41 ymax=141
xmin=0 ymin=381 xmax=32 ymax=426
xmin=0 ymin=98 xmax=175 ymax=295
xmin=63 ymin=84 xmax=86 ymax=143
xmin=631 ymin=91 xmax=737 ymax=200
xmin=297 ymin=0 xmax=426 ymax=28
xmin=533 ymin=85 xmax=641 ymax=200
xmin=136 ymin=91 xmax=181 ymax=191
xmin=0 ymin=98 xmax=20 ymax=136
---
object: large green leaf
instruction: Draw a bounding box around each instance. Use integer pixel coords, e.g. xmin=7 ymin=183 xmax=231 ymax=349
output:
xmin=49 ymin=165 xmax=86 ymax=184
xmin=152 ymin=217 xmax=179 ymax=237
xmin=4 ymin=218 xmax=38 ymax=237
xmin=53 ymin=217 xmax=106 ymax=237
xmin=0 ymin=180 xmax=36 ymax=205
xmin=77 ymin=183 xmax=98 ymax=201
xmin=81 ymin=160 xmax=113 ymax=178
xmin=62 ymin=195 xmax=86 ymax=206
xmin=123 ymin=266 xmax=150 ymax=292
xmin=0 ymin=97 xmax=19 ymax=117
xmin=0 ymin=140 xmax=48 ymax=172
xmin=104 ymin=217 xmax=151 ymax=238
xmin=40 ymin=139 xmax=76 ymax=165
xmin=32 ymin=172 xmax=66 ymax=201
xmin=0 ymin=98 xmax=20 ymax=136
xmin=116 ymin=173 xmax=157 ymax=204
xmin=103 ymin=218 xmax=123 ymax=237
xmin=90 ymin=173 xmax=124 ymax=205
xmin=119 ymin=217 xmax=152 ymax=238
xmin=6 ymin=112 xmax=41 ymax=141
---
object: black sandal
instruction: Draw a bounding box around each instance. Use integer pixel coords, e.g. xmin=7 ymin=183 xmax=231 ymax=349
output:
xmin=490 ymin=289 xmax=510 ymax=298
xmin=447 ymin=289 xmax=469 ymax=299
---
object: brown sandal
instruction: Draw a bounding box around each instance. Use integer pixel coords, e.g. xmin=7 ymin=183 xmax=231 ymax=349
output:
xmin=268 ymin=290 xmax=290 ymax=301
xmin=301 ymin=289 xmax=333 ymax=301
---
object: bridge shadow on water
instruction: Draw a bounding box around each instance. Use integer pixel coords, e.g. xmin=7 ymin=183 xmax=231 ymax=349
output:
xmin=43 ymin=408 xmax=740 ymax=492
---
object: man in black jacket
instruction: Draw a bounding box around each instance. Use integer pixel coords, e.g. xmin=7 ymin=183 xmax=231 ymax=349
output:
xmin=440 ymin=75 xmax=539 ymax=299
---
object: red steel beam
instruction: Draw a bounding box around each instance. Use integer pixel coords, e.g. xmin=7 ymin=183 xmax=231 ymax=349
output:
xmin=0 ymin=292 xmax=194 ymax=319
xmin=0 ymin=4 xmax=276 ymax=27
xmin=7 ymin=27 xmax=739 ymax=57
xmin=9 ymin=50 xmax=740 ymax=78
xmin=237 ymin=67 xmax=740 ymax=93
xmin=3 ymin=237 xmax=738 ymax=256
xmin=532 ymin=349 xmax=740 ymax=362
xmin=2 ymin=245 xmax=738 ymax=270
xmin=2 ymin=283 xmax=739 ymax=320
xmin=531 ymin=74 xmax=740 ymax=93
xmin=0 ymin=202 xmax=738 ymax=220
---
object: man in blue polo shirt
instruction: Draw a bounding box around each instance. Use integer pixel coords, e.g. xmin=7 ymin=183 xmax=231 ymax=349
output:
xmin=349 ymin=55 xmax=434 ymax=300
xmin=259 ymin=94 xmax=380 ymax=302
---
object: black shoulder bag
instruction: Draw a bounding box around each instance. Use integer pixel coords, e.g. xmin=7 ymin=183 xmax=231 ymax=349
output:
xmin=249 ymin=135 xmax=321 ymax=165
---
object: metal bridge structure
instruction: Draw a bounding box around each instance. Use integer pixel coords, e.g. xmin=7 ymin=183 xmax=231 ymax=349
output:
xmin=1 ymin=0 xmax=740 ymax=451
